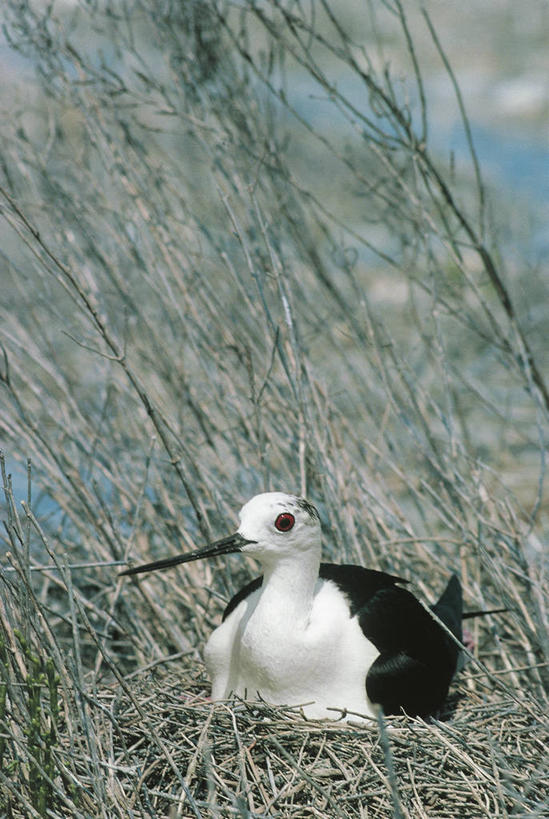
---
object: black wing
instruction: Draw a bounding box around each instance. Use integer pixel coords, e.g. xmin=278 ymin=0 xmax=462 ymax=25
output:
xmin=359 ymin=574 xmax=462 ymax=716
xmin=319 ymin=564 xmax=460 ymax=715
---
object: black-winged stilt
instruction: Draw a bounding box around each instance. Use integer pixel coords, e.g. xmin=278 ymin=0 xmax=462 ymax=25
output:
xmin=121 ymin=492 xmax=500 ymax=721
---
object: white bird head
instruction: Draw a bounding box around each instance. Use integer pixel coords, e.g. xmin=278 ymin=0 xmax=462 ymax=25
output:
xmin=119 ymin=491 xmax=321 ymax=577
xmin=237 ymin=492 xmax=321 ymax=565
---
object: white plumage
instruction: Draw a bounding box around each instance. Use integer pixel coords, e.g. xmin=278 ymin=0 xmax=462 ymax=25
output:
xmin=205 ymin=570 xmax=380 ymax=720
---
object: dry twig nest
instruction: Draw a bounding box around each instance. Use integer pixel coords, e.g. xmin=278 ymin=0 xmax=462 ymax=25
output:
xmin=92 ymin=656 xmax=547 ymax=818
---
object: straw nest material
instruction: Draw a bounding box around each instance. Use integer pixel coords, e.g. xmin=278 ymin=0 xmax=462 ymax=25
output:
xmin=90 ymin=654 xmax=547 ymax=818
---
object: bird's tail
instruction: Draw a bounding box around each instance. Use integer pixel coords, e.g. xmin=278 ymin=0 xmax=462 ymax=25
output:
xmin=462 ymin=607 xmax=508 ymax=619
xmin=432 ymin=574 xmax=507 ymax=626
xmin=432 ymin=573 xmax=507 ymax=675
xmin=431 ymin=572 xmax=463 ymax=642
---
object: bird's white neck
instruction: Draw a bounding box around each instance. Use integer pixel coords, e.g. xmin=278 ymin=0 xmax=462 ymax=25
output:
xmin=258 ymin=550 xmax=321 ymax=624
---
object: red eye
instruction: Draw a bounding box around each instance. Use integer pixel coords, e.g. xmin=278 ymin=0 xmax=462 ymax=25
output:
xmin=274 ymin=512 xmax=295 ymax=532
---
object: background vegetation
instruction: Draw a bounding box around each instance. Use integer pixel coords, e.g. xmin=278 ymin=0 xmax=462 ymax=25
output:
xmin=0 ymin=1 xmax=547 ymax=816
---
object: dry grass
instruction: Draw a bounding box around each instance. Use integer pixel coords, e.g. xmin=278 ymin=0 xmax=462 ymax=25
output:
xmin=0 ymin=1 xmax=548 ymax=816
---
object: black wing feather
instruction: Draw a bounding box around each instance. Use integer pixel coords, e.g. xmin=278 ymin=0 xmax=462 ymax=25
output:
xmin=361 ymin=577 xmax=462 ymax=716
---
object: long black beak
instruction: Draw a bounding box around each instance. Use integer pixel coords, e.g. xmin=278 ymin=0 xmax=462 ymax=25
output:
xmin=119 ymin=533 xmax=255 ymax=577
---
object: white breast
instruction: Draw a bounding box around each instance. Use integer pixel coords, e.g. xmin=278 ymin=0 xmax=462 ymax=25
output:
xmin=204 ymin=579 xmax=379 ymax=721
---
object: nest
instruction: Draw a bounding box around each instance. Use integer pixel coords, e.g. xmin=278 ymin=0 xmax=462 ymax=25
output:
xmin=88 ymin=656 xmax=547 ymax=818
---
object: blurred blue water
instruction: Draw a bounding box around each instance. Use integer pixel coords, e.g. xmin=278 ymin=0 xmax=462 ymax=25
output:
xmin=286 ymin=70 xmax=549 ymax=260
xmin=288 ymin=72 xmax=548 ymax=201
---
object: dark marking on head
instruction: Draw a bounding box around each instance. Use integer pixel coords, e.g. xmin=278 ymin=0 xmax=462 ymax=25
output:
xmin=295 ymin=497 xmax=320 ymax=521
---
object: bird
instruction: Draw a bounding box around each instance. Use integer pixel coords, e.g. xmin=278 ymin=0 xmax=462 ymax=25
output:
xmin=120 ymin=491 xmax=503 ymax=722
